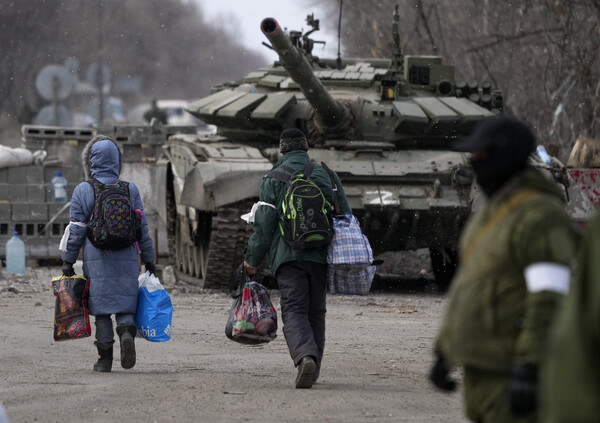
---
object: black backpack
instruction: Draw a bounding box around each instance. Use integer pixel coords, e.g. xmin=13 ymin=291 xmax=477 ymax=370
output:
xmin=267 ymin=162 xmax=334 ymax=250
xmin=86 ymin=178 xmax=142 ymax=250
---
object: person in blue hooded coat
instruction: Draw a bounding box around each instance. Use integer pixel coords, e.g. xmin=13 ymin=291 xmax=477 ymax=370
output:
xmin=60 ymin=135 xmax=156 ymax=372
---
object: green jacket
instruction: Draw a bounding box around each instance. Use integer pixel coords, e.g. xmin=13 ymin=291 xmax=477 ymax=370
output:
xmin=540 ymin=212 xmax=600 ymax=423
xmin=245 ymin=150 xmax=351 ymax=276
xmin=435 ymin=166 xmax=577 ymax=372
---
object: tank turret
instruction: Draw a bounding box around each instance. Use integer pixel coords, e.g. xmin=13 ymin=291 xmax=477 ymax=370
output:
xmin=260 ymin=17 xmax=348 ymax=130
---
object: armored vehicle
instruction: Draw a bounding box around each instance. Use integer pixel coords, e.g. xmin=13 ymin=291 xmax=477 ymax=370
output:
xmin=163 ymin=8 xmax=593 ymax=289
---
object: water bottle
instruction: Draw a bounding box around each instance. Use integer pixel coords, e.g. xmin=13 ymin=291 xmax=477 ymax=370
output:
xmin=536 ymin=145 xmax=552 ymax=165
xmin=51 ymin=171 xmax=68 ymax=203
xmin=6 ymin=231 xmax=26 ymax=275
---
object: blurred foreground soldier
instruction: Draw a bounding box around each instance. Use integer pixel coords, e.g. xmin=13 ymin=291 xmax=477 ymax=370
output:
xmin=429 ymin=115 xmax=577 ymax=422
xmin=243 ymin=128 xmax=351 ymax=389
xmin=539 ymin=212 xmax=600 ymax=422
xmin=143 ymin=99 xmax=167 ymax=124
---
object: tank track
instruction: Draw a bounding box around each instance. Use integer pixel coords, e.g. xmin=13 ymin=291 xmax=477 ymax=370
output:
xmin=203 ymin=202 xmax=255 ymax=289
xmin=172 ymin=200 xmax=255 ymax=290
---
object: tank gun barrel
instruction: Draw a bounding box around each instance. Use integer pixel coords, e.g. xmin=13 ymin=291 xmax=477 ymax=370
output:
xmin=261 ymin=17 xmax=345 ymax=128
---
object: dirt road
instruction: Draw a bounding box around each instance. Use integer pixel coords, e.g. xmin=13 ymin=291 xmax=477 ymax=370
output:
xmin=0 ymin=266 xmax=465 ymax=422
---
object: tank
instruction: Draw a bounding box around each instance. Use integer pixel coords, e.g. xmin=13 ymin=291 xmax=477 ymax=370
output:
xmin=163 ymin=8 xmax=594 ymax=289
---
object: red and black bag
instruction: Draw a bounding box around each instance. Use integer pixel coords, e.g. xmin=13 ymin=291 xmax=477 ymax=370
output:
xmin=52 ymin=275 xmax=92 ymax=341
xmin=225 ymin=264 xmax=277 ymax=344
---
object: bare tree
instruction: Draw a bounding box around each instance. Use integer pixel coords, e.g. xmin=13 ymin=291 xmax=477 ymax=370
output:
xmin=0 ymin=0 xmax=265 ymax=136
xmin=305 ymin=0 xmax=600 ymax=160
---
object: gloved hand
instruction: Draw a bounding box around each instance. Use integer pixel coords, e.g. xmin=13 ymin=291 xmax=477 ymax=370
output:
xmin=145 ymin=261 xmax=156 ymax=276
xmin=62 ymin=261 xmax=75 ymax=277
xmin=243 ymin=261 xmax=258 ymax=276
xmin=429 ymin=354 xmax=457 ymax=391
xmin=509 ymin=363 xmax=538 ymax=415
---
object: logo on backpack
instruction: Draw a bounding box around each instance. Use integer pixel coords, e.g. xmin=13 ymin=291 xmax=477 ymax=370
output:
xmin=86 ymin=179 xmax=142 ymax=250
xmin=267 ymin=162 xmax=334 ymax=250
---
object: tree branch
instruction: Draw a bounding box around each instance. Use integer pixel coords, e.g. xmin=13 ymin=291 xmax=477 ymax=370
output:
xmin=464 ymin=27 xmax=563 ymax=53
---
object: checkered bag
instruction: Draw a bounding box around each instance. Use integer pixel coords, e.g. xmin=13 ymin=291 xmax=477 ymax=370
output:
xmin=327 ymin=214 xmax=376 ymax=295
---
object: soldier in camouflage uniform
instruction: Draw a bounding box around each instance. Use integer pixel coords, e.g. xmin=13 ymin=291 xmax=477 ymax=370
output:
xmin=428 ymin=115 xmax=578 ymax=423
xmin=539 ymin=211 xmax=600 ymax=422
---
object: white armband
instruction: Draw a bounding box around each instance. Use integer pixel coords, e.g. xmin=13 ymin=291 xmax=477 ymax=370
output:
xmin=58 ymin=221 xmax=87 ymax=252
xmin=524 ymin=263 xmax=571 ymax=295
xmin=241 ymin=201 xmax=277 ymax=223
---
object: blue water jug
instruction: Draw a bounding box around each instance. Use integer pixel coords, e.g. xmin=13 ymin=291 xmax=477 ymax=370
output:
xmin=51 ymin=171 xmax=68 ymax=203
xmin=6 ymin=231 xmax=26 ymax=275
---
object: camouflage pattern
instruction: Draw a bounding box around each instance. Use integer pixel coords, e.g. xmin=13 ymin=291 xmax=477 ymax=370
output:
xmin=540 ymin=212 xmax=600 ymax=423
xmin=435 ymin=166 xmax=577 ymax=371
xmin=463 ymin=367 xmax=536 ymax=423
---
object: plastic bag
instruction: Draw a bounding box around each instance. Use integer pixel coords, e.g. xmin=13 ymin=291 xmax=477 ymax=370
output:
xmin=225 ymin=270 xmax=277 ymax=344
xmin=52 ymin=275 xmax=91 ymax=341
xmin=135 ymin=271 xmax=172 ymax=342
xmin=327 ymin=214 xmax=376 ymax=295
xmin=327 ymin=213 xmax=373 ymax=265
xmin=327 ymin=264 xmax=376 ymax=295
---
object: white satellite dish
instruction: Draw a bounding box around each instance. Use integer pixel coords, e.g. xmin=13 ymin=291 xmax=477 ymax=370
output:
xmin=35 ymin=64 xmax=75 ymax=101
xmin=34 ymin=104 xmax=74 ymax=126
xmin=86 ymin=62 xmax=111 ymax=88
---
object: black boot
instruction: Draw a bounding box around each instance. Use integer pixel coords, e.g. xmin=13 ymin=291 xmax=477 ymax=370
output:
xmin=116 ymin=324 xmax=137 ymax=369
xmin=93 ymin=341 xmax=114 ymax=372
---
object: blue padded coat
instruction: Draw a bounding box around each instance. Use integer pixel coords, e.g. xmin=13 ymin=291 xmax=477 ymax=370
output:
xmin=60 ymin=137 xmax=155 ymax=316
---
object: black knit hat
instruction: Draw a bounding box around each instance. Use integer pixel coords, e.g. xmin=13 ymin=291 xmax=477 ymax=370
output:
xmin=279 ymin=128 xmax=309 ymax=153
xmin=454 ymin=115 xmax=535 ymax=160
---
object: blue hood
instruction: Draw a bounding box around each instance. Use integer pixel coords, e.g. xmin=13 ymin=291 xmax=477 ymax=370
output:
xmin=82 ymin=135 xmax=121 ymax=180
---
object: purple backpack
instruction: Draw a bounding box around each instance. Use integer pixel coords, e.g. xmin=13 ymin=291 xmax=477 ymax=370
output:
xmin=86 ymin=178 xmax=142 ymax=250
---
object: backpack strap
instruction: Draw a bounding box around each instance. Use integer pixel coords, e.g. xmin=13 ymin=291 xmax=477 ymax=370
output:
xmin=87 ymin=178 xmax=101 ymax=189
xmin=266 ymin=164 xmax=297 ymax=183
xmin=87 ymin=179 xmax=102 ymax=213
xmin=320 ymin=162 xmax=341 ymax=215
xmin=303 ymin=162 xmax=315 ymax=179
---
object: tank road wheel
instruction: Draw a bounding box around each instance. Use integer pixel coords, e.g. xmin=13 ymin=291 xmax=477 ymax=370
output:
xmin=192 ymin=211 xmax=211 ymax=280
xmin=174 ymin=212 xmax=211 ymax=286
xmin=429 ymin=247 xmax=459 ymax=289
xmin=172 ymin=200 xmax=255 ymax=290
xmin=175 ymin=215 xmax=190 ymax=274
xmin=202 ymin=203 xmax=255 ymax=289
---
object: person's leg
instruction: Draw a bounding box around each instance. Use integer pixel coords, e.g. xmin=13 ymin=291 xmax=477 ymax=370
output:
xmin=93 ymin=315 xmax=114 ymax=372
xmin=95 ymin=315 xmax=114 ymax=344
xmin=115 ymin=313 xmax=137 ymax=370
xmin=115 ymin=313 xmax=135 ymax=327
xmin=307 ymin=262 xmax=327 ymax=381
xmin=277 ymin=262 xmax=318 ymax=388
xmin=277 ymin=262 xmax=319 ymax=364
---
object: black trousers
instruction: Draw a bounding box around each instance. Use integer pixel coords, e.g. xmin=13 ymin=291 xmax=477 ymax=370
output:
xmin=276 ymin=261 xmax=327 ymax=368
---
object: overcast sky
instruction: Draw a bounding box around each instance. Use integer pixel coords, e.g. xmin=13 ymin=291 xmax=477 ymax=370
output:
xmin=193 ymin=0 xmax=338 ymax=62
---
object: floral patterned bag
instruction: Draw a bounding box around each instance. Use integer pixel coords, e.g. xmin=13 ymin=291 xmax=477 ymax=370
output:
xmin=225 ymin=274 xmax=277 ymax=344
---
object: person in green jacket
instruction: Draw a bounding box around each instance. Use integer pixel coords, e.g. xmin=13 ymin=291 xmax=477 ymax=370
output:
xmin=243 ymin=128 xmax=351 ymax=389
xmin=539 ymin=211 xmax=600 ymax=422
xmin=428 ymin=115 xmax=577 ymax=422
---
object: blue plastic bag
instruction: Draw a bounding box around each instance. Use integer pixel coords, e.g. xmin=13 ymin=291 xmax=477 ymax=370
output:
xmin=135 ymin=271 xmax=172 ymax=342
